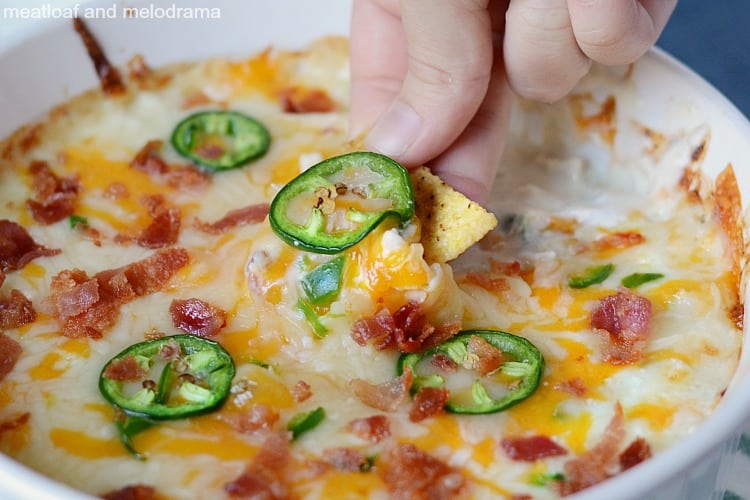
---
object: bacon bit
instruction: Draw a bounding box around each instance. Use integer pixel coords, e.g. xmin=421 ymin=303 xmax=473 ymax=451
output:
xmin=554 ymin=377 xmax=587 ymax=397
xmin=224 ymin=432 xmax=290 ymax=498
xmin=101 ymin=484 xmax=156 ymax=500
xmin=279 ymin=86 xmax=336 ymax=113
xmin=103 ymin=354 xmax=146 ymax=381
xmin=169 ymin=298 xmax=227 ymax=338
xmin=380 ymin=444 xmax=467 ymax=500
xmin=501 ymin=435 xmax=568 ymax=461
xmin=490 ymin=259 xmax=523 ymax=276
xmin=431 ymin=353 xmax=458 ymax=372
xmin=0 ymin=289 xmax=37 ymax=330
xmin=467 ymin=335 xmax=503 ymax=375
xmin=50 ymin=248 xmax=189 ymax=338
xmin=291 ymin=380 xmax=312 ymax=403
xmin=226 ymin=404 xmax=280 ymax=434
xmin=346 ymin=415 xmax=391 ymax=443
xmin=0 ymin=333 xmax=22 ymax=382
xmin=593 ymin=232 xmax=645 ymax=252
xmin=409 ymin=387 xmax=449 ymax=422
xmin=0 ymin=412 xmax=30 ymax=436
xmin=556 ymin=403 xmax=625 ymax=496
xmin=26 ymin=161 xmax=80 ymax=225
xmin=354 ymin=301 xmax=460 ymax=353
xmin=195 ymin=144 xmax=225 ymax=160
xmin=135 ymin=195 xmax=181 ymax=249
xmin=104 ymin=182 xmax=129 ymax=200
xmin=157 ymin=337 xmax=181 ymax=360
xmin=591 ymin=291 xmax=653 ymax=365
xmin=463 ymin=272 xmax=510 ymax=292
xmin=0 ymin=219 xmax=61 ymax=272
xmin=351 ymin=308 xmax=397 ymax=350
xmin=130 ymin=140 xmax=168 ymax=175
xmin=164 ymin=164 xmax=210 ymax=190
xmin=194 ymin=204 xmax=270 ymax=234
xmin=619 ymin=437 xmax=652 ymax=471
xmin=127 ymin=54 xmax=151 ymax=81
xmin=72 ymin=18 xmax=125 ymax=96
xmin=350 ymin=369 xmax=413 ymax=412
xmin=182 ymin=90 xmax=213 ymax=109
xmin=323 ymin=447 xmax=368 ymax=472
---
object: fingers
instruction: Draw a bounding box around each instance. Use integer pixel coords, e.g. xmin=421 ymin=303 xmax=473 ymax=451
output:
xmin=364 ymin=0 xmax=495 ymax=167
xmin=430 ymin=0 xmax=512 ymax=203
xmin=567 ymin=0 xmax=678 ymax=65
xmin=504 ymin=0 xmax=591 ymax=102
xmin=349 ymin=0 xmax=407 ymax=138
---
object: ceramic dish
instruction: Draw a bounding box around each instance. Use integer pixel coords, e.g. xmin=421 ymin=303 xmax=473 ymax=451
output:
xmin=0 ymin=1 xmax=749 ymax=499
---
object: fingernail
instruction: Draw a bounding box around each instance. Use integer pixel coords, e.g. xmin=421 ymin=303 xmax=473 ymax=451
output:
xmin=366 ymin=100 xmax=422 ymax=158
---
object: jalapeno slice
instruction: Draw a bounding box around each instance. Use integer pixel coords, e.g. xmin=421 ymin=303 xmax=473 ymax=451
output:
xmin=171 ymin=110 xmax=270 ymax=171
xmin=397 ymin=330 xmax=544 ymax=414
xmin=269 ymin=152 xmax=415 ymax=254
xmin=99 ymin=335 xmax=235 ymax=420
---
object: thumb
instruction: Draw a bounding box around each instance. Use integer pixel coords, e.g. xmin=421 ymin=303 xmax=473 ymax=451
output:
xmin=365 ymin=0 xmax=494 ymax=167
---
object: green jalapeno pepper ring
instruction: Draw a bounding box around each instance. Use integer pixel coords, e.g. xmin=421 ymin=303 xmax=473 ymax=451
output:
xmin=269 ymin=152 xmax=415 ymax=254
xmin=171 ymin=110 xmax=270 ymax=171
xmin=397 ymin=330 xmax=544 ymax=415
xmin=99 ymin=335 xmax=235 ymax=420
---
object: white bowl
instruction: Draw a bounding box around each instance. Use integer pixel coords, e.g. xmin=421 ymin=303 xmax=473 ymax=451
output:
xmin=1 ymin=1 xmax=749 ymax=499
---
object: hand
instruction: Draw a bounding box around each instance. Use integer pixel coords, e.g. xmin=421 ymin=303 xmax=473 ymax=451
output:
xmin=349 ymin=0 xmax=677 ymax=203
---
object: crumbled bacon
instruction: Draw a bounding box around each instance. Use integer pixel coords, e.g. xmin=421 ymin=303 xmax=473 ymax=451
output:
xmin=100 ymin=484 xmax=156 ymax=500
xmin=26 ymin=160 xmax=80 ymax=225
xmin=350 ymin=369 xmax=413 ymax=412
xmin=49 ymin=248 xmax=189 ymax=338
xmin=556 ymin=404 xmax=625 ymax=496
xmin=380 ymin=444 xmax=467 ymax=500
xmin=463 ymin=272 xmax=510 ymax=292
xmin=0 ymin=219 xmax=61 ymax=272
xmin=103 ymin=354 xmax=147 ymax=381
xmin=0 ymin=289 xmax=37 ymax=330
xmin=490 ymin=259 xmax=523 ymax=276
xmin=351 ymin=302 xmax=460 ymax=353
xmin=467 ymin=335 xmax=503 ymax=375
xmin=226 ymin=404 xmax=280 ymax=434
xmin=291 ymin=380 xmax=312 ymax=403
xmin=279 ymin=86 xmax=336 ymax=113
xmin=409 ymin=387 xmax=449 ymax=422
xmin=136 ymin=195 xmax=181 ymax=249
xmin=323 ymin=447 xmax=368 ymax=472
xmin=130 ymin=140 xmax=168 ymax=175
xmin=72 ymin=18 xmax=125 ymax=96
xmin=593 ymin=232 xmax=645 ymax=252
xmin=501 ymin=435 xmax=568 ymax=461
xmin=619 ymin=437 xmax=652 ymax=471
xmin=591 ymin=291 xmax=653 ymax=364
xmin=169 ymin=298 xmax=227 ymax=338
xmin=194 ymin=204 xmax=270 ymax=234
xmin=0 ymin=333 xmax=22 ymax=382
xmin=224 ymin=432 xmax=290 ymax=498
xmin=554 ymin=377 xmax=587 ymax=397
xmin=0 ymin=412 xmax=30 ymax=436
xmin=157 ymin=337 xmax=181 ymax=361
xmin=346 ymin=415 xmax=391 ymax=443
xmin=431 ymin=353 xmax=458 ymax=372
xmin=130 ymin=141 xmax=209 ymax=190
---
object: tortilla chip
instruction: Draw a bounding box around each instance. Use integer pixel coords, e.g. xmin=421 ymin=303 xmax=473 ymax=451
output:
xmin=410 ymin=167 xmax=497 ymax=263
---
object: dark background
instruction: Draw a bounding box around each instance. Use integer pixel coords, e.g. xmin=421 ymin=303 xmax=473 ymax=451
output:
xmin=658 ymin=0 xmax=749 ymax=118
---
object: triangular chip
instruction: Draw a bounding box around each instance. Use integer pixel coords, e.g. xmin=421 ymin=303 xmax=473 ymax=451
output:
xmin=410 ymin=167 xmax=497 ymax=263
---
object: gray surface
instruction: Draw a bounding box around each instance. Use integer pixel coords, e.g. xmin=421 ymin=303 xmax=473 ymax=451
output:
xmin=658 ymin=0 xmax=750 ymax=118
